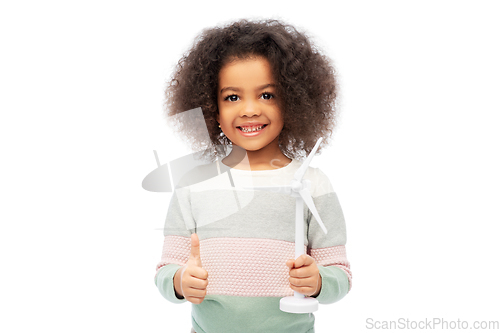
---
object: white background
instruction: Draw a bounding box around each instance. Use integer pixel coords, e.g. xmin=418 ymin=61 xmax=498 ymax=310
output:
xmin=1 ymin=0 xmax=499 ymax=332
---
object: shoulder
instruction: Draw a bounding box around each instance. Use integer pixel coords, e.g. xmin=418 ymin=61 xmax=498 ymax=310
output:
xmin=302 ymin=164 xmax=335 ymax=198
xmin=175 ymin=160 xmax=223 ymax=188
xmin=175 ymin=160 xmax=237 ymax=193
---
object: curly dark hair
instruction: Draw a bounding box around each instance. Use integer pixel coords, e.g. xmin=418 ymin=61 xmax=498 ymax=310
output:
xmin=164 ymin=19 xmax=338 ymax=162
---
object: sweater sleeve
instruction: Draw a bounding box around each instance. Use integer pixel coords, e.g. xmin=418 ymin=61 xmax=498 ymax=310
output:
xmin=154 ymin=264 xmax=185 ymax=303
xmin=154 ymin=189 xmax=194 ymax=303
xmin=307 ymin=168 xmax=352 ymax=304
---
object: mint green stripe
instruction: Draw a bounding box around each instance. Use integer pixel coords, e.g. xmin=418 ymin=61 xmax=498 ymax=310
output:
xmin=191 ymin=295 xmax=314 ymax=333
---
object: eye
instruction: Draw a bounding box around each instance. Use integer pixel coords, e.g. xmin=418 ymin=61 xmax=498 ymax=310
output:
xmin=261 ymin=92 xmax=274 ymax=100
xmin=224 ymin=94 xmax=239 ymax=102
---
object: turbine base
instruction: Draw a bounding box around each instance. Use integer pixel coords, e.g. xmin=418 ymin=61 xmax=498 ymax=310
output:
xmin=279 ymin=296 xmax=319 ymax=313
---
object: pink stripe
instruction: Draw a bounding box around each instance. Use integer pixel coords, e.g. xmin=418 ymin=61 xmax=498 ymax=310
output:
xmin=310 ymin=246 xmax=352 ymax=291
xmin=200 ymin=238 xmax=298 ymax=297
xmin=155 ymin=236 xmax=352 ymax=295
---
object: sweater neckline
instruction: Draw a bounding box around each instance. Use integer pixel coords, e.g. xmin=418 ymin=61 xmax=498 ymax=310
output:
xmin=220 ymin=159 xmax=299 ymax=174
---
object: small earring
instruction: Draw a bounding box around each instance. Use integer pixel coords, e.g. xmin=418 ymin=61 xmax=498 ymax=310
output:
xmin=218 ymin=124 xmax=221 ymax=128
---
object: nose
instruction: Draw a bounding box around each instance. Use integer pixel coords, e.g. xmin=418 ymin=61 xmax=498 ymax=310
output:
xmin=239 ymin=99 xmax=261 ymax=118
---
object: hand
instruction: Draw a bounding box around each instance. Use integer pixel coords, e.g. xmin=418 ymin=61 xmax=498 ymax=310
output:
xmin=286 ymin=254 xmax=322 ymax=297
xmin=174 ymin=234 xmax=209 ymax=304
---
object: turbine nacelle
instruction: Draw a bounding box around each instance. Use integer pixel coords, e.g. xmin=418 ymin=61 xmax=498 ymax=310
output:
xmin=290 ymin=179 xmax=305 ymax=193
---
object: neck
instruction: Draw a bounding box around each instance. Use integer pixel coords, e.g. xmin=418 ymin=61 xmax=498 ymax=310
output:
xmin=222 ymin=139 xmax=291 ymax=171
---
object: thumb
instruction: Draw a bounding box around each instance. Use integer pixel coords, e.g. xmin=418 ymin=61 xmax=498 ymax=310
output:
xmin=189 ymin=233 xmax=202 ymax=267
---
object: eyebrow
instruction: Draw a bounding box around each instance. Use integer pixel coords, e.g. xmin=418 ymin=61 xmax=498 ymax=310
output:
xmin=219 ymin=83 xmax=276 ymax=94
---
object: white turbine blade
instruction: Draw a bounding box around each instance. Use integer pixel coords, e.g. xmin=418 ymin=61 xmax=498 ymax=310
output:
xmin=244 ymin=185 xmax=292 ymax=195
xmin=299 ymin=187 xmax=328 ymax=234
xmin=294 ymin=137 xmax=323 ymax=181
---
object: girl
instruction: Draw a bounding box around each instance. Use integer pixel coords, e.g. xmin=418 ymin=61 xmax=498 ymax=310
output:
xmin=155 ymin=19 xmax=351 ymax=333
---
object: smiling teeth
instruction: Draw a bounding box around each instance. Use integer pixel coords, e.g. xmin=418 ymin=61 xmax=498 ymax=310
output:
xmin=240 ymin=125 xmax=264 ymax=133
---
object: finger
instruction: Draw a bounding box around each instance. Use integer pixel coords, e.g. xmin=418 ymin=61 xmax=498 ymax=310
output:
xmin=293 ymin=254 xmax=314 ymax=268
xmin=286 ymin=259 xmax=295 ymax=269
xmin=186 ymin=266 xmax=208 ymax=280
xmin=184 ymin=275 xmax=209 ymax=290
xmin=184 ymin=287 xmax=207 ymax=299
xmin=289 ymin=265 xmax=318 ymax=278
xmin=289 ymin=276 xmax=316 ymax=288
xmin=289 ymin=285 xmax=316 ymax=296
xmin=189 ymin=233 xmax=202 ymax=267
xmin=186 ymin=296 xmax=205 ymax=305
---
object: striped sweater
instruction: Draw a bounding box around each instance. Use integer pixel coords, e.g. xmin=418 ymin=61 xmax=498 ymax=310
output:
xmin=154 ymin=159 xmax=351 ymax=333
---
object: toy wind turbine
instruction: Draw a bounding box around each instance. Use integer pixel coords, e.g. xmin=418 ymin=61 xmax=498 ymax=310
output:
xmin=249 ymin=137 xmax=327 ymax=313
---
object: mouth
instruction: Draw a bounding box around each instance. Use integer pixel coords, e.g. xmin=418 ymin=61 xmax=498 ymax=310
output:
xmin=236 ymin=124 xmax=268 ymax=136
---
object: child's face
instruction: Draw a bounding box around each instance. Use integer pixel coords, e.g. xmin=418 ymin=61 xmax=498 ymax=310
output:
xmin=217 ymin=56 xmax=284 ymax=153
